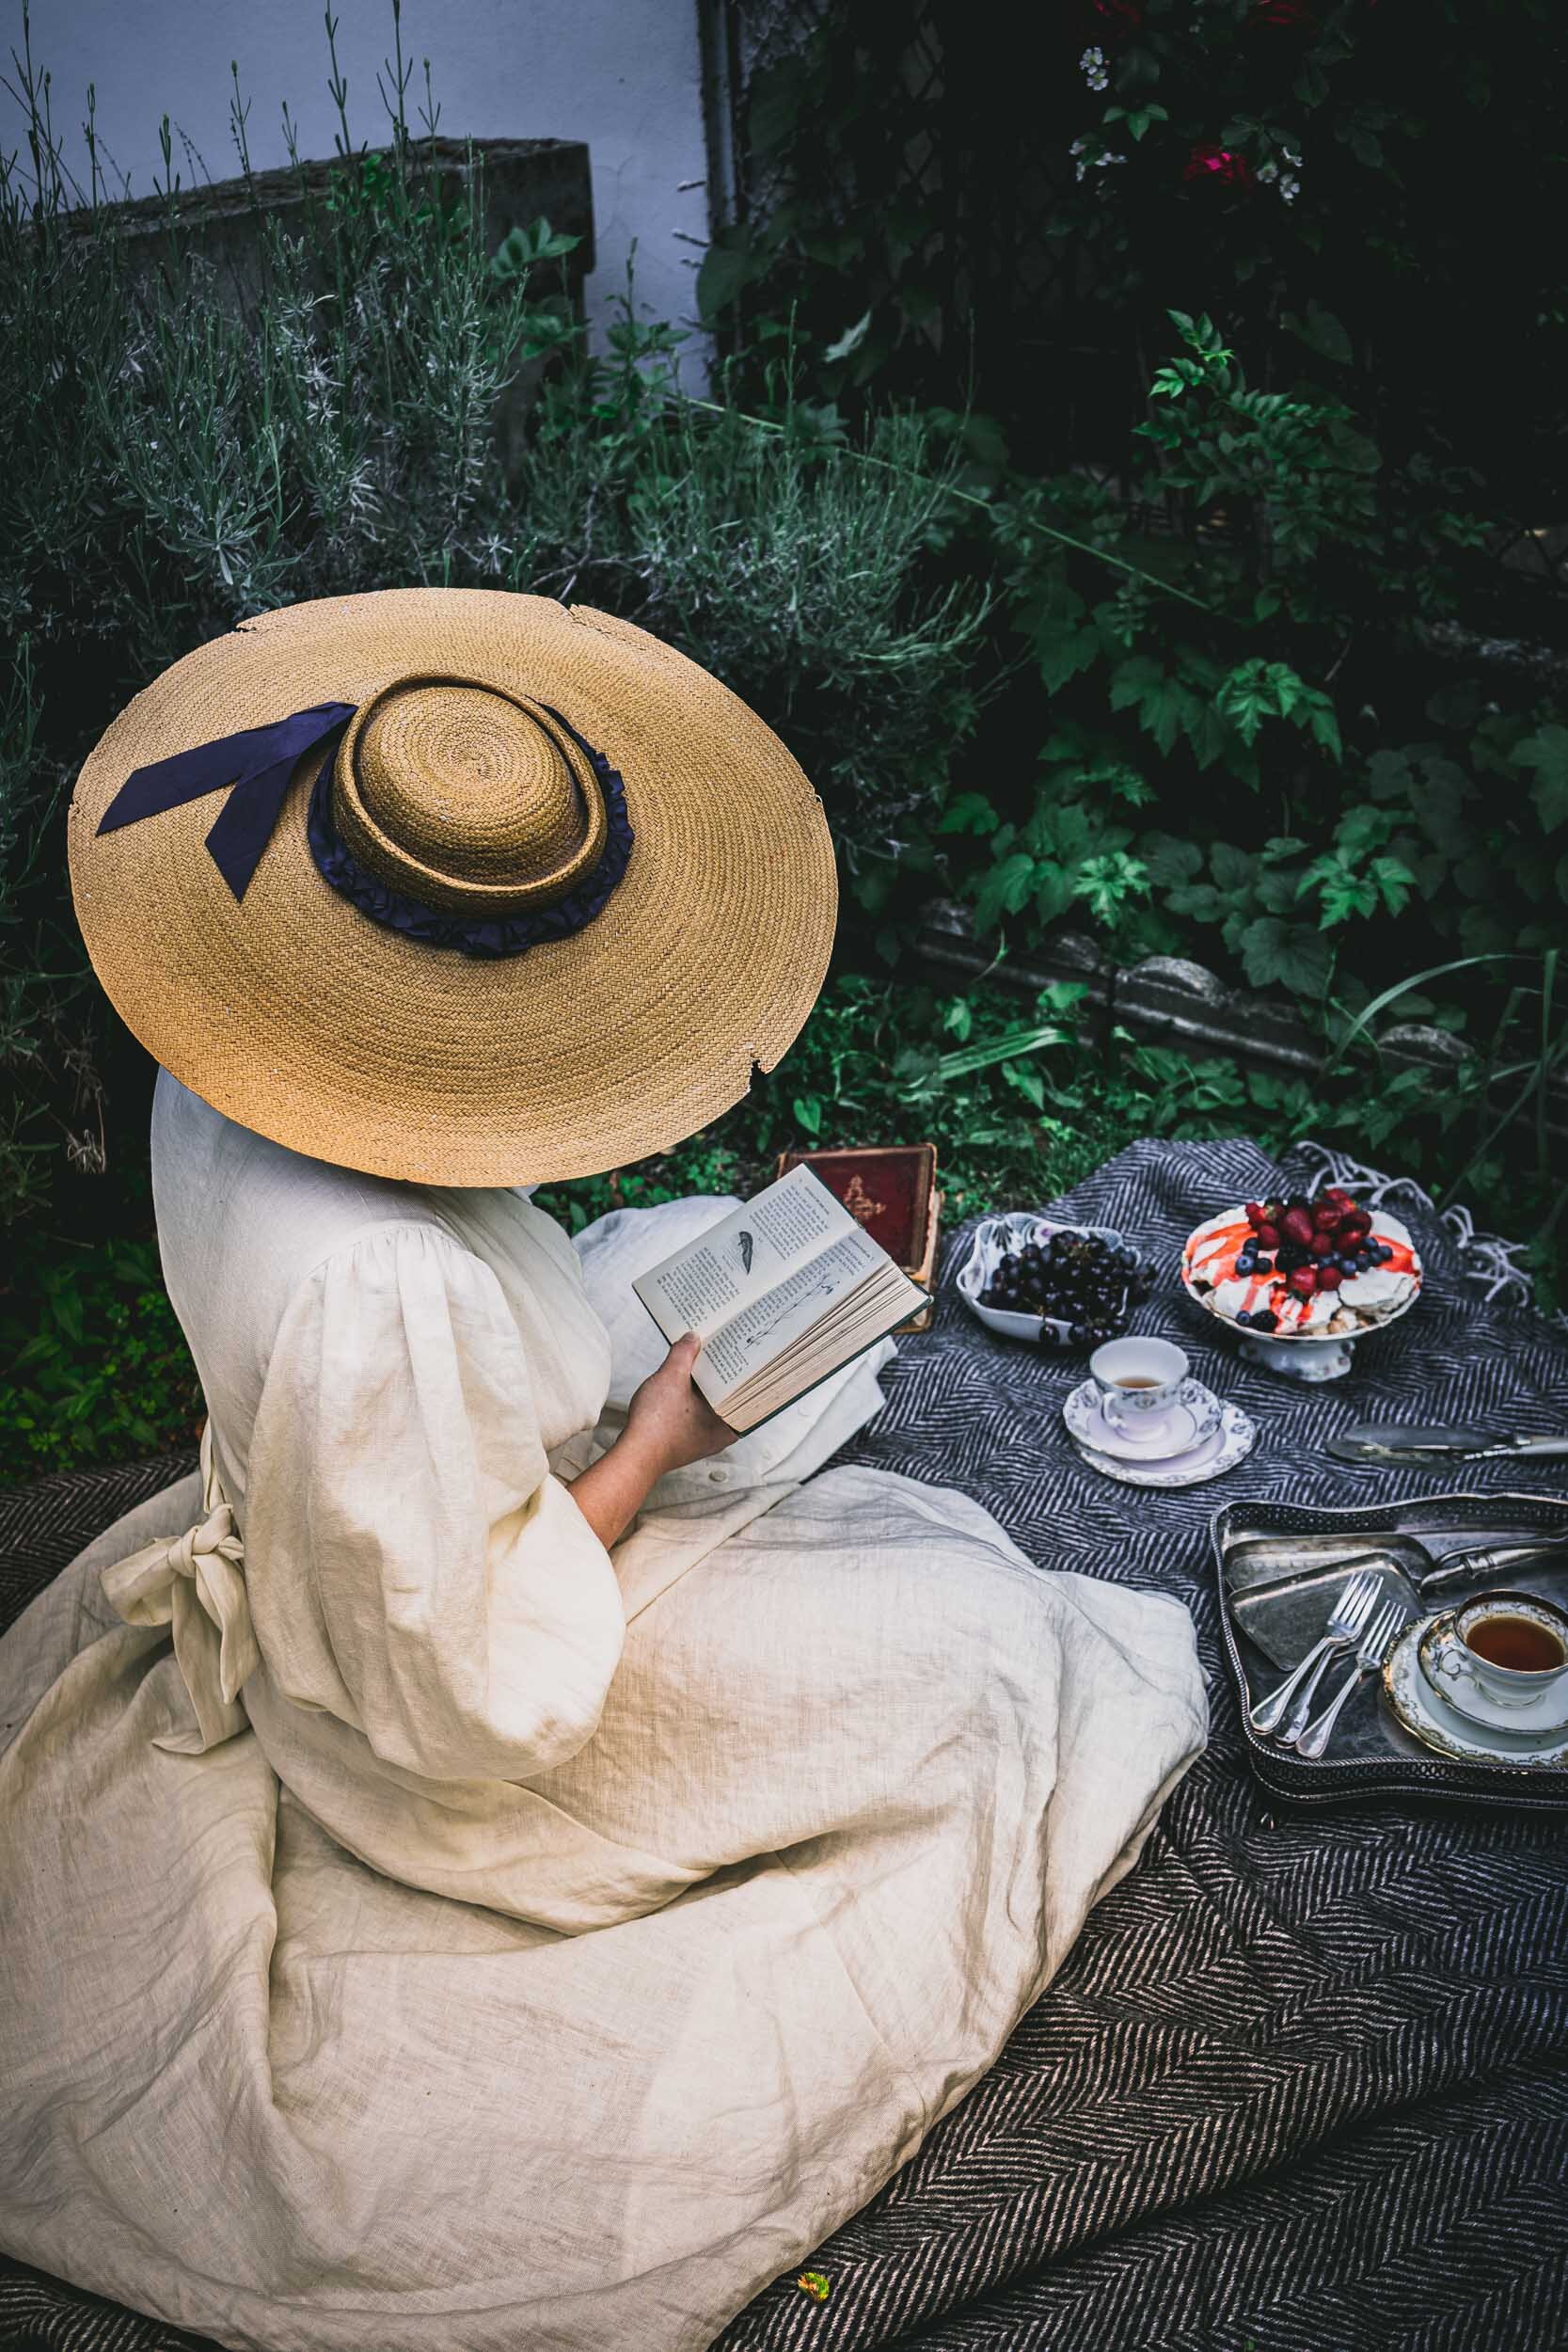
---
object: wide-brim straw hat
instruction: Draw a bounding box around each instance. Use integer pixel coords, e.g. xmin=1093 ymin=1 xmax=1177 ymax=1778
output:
xmin=69 ymin=588 xmax=837 ymax=1184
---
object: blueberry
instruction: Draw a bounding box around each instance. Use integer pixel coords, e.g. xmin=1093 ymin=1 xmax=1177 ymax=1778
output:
xmin=1252 ymin=1257 xmax=1274 ymax=1278
xmin=1253 ymin=1309 xmax=1279 ymax=1333
xmin=1236 ymin=1310 xmax=1253 ymax=1327
xmin=1069 ymin=1322 xmax=1088 ymax=1345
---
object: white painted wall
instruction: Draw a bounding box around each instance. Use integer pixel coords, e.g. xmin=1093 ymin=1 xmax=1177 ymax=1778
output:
xmin=3 ymin=0 xmax=713 ymax=380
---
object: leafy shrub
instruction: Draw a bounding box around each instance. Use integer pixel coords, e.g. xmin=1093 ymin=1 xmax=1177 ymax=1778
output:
xmin=0 ymin=1241 xmax=203 ymax=1483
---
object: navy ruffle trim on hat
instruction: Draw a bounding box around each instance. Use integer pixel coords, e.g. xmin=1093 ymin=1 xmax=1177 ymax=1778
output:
xmin=305 ymin=707 xmax=634 ymax=961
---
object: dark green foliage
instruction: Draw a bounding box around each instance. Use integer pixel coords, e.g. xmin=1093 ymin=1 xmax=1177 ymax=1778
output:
xmin=0 ymin=1241 xmax=203 ymax=1482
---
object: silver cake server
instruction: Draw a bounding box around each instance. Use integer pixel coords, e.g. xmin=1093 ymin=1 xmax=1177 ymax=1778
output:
xmin=1327 ymin=1422 xmax=1568 ymax=1467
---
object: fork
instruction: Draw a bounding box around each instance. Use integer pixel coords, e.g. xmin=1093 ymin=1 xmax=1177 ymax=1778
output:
xmin=1248 ymin=1567 xmax=1378 ymax=1738
xmin=1291 ymin=1600 xmax=1405 ymax=1760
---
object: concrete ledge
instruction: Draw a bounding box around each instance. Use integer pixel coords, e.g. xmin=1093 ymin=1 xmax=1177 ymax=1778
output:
xmin=912 ymin=898 xmax=1568 ymax=1136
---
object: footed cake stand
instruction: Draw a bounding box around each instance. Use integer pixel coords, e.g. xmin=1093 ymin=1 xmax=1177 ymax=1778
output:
xmin=1180 ymin=1273 xmax=1419 ymax=1382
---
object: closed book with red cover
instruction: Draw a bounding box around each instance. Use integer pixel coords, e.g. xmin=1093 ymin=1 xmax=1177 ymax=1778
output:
xmin=771 ymin=1144 xmax=941 ymax=1332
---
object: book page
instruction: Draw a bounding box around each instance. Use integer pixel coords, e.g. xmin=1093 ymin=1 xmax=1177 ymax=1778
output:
xmin=698 ymin=1223 xmax=885 ymax=1399
xmin=631 ymin=1166 xmax=854 ymax=1345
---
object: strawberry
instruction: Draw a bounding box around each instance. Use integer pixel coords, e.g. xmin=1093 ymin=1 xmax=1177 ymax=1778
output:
xmin=1309 ymin=1231 xmax=1335 ymax=1257
xmin=1279 ymin=1205 xmax=1315 ymax=1248
xmin=1244 ymin=1201 xmax=1267 ymax=1228
xmin=1316 ymin=1263 xmax=1344 ymax=1290
xmin=1288 ymin=1264 xmax=1317 ymax=1297
xmin=1324 ymin=1185 xmax=1353 ymax=1205
xmin=1254 ymin=1221 xmax=1281 ymax=1250
xmin=1339 ymin=1207 xmax=1372 ymax=1238
xmin=1312 ymin=1201 xmax=1342 ymax=1230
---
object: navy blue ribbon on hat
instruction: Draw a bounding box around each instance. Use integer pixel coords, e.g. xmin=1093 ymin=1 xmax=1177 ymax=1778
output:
xmin=97 ymin=702 xmax=356 ymax=902
xmin=94 ymin=698 xmax=633 ymax=961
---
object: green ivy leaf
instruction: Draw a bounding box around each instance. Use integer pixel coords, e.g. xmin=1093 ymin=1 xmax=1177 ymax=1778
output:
xmin=1140 ymin=833 xmax=1204 ymax=886
xmin=1029 ymin=620 xmax=1101 ymax=695
xmin=972 ymin=852 xmax=1037 ymax=933
xmin=1164 ymin=881 xmax=1228 ymax=925
xmin=1033 ymin=860 xmax=1078 ymax=923
xmin=1370 ymin=854 xmax=1418 ymax=915
xmin=938 ymin=790 xmax=1000 ymax=835
xmin=1109 ymin=656 xmax=1199 ymax=755
xmin=1239 ymin=916 xmax=1333 ymax=996
xmin=1210 ymin=841 xmax=1253 ymax=894
xmin=1281 ymin=300 xmax=1354 ymax=369
xmin=1515 ymin=723 xmax=1568 ymax=832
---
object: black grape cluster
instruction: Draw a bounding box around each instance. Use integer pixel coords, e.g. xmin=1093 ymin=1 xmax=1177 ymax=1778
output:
xmin=979 ymin=1229 xmax=1155 ymax=1347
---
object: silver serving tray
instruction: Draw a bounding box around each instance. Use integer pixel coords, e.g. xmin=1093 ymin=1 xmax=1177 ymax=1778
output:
xmin=1211 ymin=1488 xmax=1568 ymax=1811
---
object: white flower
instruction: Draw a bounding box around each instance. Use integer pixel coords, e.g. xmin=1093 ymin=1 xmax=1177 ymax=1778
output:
xmin=1079 ymin=44 xmax=1109 ymax=90
xmin=1279 ymin=171 xmax=1300 ymax=202
xmin=1071 ymin=134 xmax=1125 ymax=183
xmin=1257 ymin=160 xmax=1279 ymax=183
xmin=1282 ymin=145 xmax=1302 ymax=167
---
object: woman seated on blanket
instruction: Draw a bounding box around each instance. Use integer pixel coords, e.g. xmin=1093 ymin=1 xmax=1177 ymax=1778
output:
xmin=0 ymin=590 xmax=1207 ymax=2352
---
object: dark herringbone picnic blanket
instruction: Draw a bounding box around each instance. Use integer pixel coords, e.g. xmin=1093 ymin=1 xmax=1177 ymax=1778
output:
xmin=4 ymin=1138 xmax=1567 ymax=2352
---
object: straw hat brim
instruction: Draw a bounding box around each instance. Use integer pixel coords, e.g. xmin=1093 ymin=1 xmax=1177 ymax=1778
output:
xmin=69 ymin=589 xmax=838 ymax=1184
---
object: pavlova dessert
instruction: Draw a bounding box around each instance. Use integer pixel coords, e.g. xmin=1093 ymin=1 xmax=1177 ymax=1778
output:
xmin=1183 ymin=1186 xmax=1422 ymax=1338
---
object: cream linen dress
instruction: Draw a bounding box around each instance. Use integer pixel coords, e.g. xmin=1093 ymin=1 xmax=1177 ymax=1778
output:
xmin=0 ymin=1068 xmax=1208 ymax=2352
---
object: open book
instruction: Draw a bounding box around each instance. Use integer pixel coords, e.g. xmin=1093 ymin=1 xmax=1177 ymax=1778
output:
xmin=632 ymin=1164 xmax=930 ymax=1434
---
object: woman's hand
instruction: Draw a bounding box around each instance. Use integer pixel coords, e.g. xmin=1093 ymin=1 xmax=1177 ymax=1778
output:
xmin=566 ymin=1335 xmax=733 ymax=1550
xmin=624 ymin=1333 xmax=734 ymax=1476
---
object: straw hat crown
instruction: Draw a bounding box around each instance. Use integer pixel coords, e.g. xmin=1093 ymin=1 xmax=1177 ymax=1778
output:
xmin=336 ymin=678 xmax=609 ymax=915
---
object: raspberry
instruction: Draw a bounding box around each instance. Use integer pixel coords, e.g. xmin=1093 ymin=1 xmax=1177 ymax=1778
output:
xmin=1288 ymin=1264 xmax=1317 ymax=1297
xmin=1316 ymin=1263 xmax=1343 ymax=1290
xmin=1280 ymin=1206 xmax=1315 ymax=1248
xmin=1254 ymin=1222 xmax=1280 ymax=1250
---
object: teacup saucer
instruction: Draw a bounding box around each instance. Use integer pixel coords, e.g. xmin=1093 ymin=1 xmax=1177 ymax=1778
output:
xmin=1063 ymin=1377 xmax=1222 ymax=1463
xmin=1416 ymin=1613 xmax=1568 ymax=1737
xmin=1072 ymin=1401 xmax=1256 ymax=1488
xmin=1386 ymin=1619 xmax=1568 ymax=1767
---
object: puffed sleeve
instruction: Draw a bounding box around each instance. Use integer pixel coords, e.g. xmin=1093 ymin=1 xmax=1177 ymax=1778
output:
xmin=240 ymin=1220 xmax=626 ymax=1785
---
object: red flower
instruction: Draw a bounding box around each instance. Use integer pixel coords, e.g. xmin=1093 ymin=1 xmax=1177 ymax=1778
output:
xmin=1182 ymin=142 xmax=1255 ymax=188
xmin=1088 ymin=0 xmax=1143 ymax=40
xmin=1247 ymin=0 xmax=1317 ymax=26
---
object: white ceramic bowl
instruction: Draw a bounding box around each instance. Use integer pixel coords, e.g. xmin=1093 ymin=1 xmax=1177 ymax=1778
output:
xmin=958 ymin=1211 xmax=1148 ymax=1348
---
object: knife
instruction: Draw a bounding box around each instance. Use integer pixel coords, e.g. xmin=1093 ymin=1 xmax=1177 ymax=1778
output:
xmin=1328 ymin=1421 xmax=1568 ymax=1467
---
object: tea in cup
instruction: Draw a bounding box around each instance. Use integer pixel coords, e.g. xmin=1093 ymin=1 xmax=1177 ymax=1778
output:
xmin=1089 ymin=1336 xmax=1189 ymax=1438
xmin=1429 ymin=1587 xmax=1568 ymax=1712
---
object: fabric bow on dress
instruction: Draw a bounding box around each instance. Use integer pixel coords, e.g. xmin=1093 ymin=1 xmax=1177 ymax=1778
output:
xmin=101 ymin=1421 xmax=259 ymax=1755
